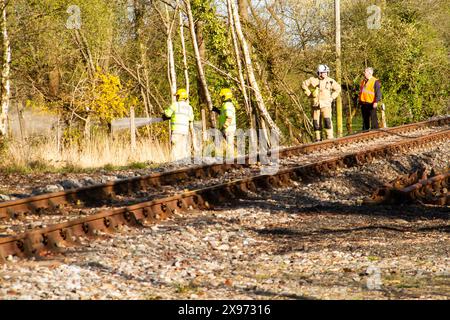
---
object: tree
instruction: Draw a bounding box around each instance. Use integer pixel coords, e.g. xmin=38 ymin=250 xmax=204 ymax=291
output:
xmin=229 ymin=0 xmax=282 ymax=138
xmin=0 ymin=0 xmax=11 ymax=138
xmin=185 ymin=0 xmax=216 ymax=127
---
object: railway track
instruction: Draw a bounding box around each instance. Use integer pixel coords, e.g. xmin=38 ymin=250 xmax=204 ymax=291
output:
xmin=0 ymin=118 xmax=450 ymax=260
xmin=1 ymin=117 xmax=448 ymax=222
xmin=0 ymin=121 xmax=447 ymax=238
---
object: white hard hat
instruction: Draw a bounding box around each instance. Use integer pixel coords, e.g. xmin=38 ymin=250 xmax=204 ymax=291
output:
xmin=317 ymin=64 xmax=330 ymax=74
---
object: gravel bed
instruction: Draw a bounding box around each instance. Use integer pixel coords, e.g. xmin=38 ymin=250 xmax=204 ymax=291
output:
xmin=0 ymin=140 xmax=448 ymax=300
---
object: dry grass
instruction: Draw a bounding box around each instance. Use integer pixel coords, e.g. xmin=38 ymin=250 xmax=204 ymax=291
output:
xmin=1 ymin=132 xmax=170 ymax=172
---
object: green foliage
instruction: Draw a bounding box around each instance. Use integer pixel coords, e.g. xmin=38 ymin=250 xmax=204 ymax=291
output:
xmin=341 ymin=0 xmax=450 ymax=126
xmin=62 ymin=126 xmax=83 ymax=146
xmin=4 ymin=0 xmax=449 ymax=148
xmin=128 ymin=162 xmax=148 ymax=169
xmin=191 ymin=0 xmax=236 ymax=98
xmin=102 ymin=163 xmax=117 ymax=171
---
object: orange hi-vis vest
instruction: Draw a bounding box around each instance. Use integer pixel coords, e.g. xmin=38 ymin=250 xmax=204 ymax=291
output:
xmin=359 ymin=77 xmax=378 ymax=104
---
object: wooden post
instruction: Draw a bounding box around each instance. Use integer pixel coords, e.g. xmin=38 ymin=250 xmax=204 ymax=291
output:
xmin=201 ymin=108 xmax=207 ymax=142
xmin=335 ymin=0 xmax=343 ymax=137
xmin=16 ymin=101 xmax=25 ymax=142
xmin=84 ymin=116 xmax=91 ymax=141
xmin=250 ymin=111 xmax=258 ymax=158
xmin=288 ymin=122 xmax=293 ymax=144
xmin=381 ymin=103 xmax=387 ymax=128
xmin=56 ymin=113 xmax=61 ymax=153
xmin=130 ymin=106 xmax=136 ymax=153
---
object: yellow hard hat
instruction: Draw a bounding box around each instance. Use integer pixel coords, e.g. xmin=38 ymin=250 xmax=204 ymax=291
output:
xmin=175 ymin=88 xmax=188 ymax=100
xmin=219 ymin=88 xmax=233 ymax=100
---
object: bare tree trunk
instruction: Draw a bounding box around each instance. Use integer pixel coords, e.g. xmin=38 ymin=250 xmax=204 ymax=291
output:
xmin=155 ymin=2 xmax=179 ymax=102
xmin=179 ymin=11 xmax=190 ymax=95
xmin=237 ymin=0 xmax=249 ymax=24
xmin=195 ymin=20 xmax=207 ymax=107
xmin=185 ymin=0 xmax=216 ymax=127
xmin=74 ymin=29 xmax=95 ymax=77
xmin=266 ymin=2 xmax=285 ymax=34
xmin=102 ymin=30 xmax=113 ymax=71
xmin=0 ymin=0 xmax=11 ymax=138
xmin=335 ymin=0 xmax=343 ymax=137
xmin=134 ymin=0 xmax=153 ymax=116
xmin=112 ymin=52 xmax=163 ymax=112
xmin=77 ymin=29 xmax=94 ymax=140
xmin=226 ymin=0 xmax=251 ymax=118
xmin=137 ymin=66 xmax=152 ymax=136
xmin=276 ymin=77 xmax=314 ymax=137
xmin=48 ymin=67 xmax=60 ymax=98
xmin=229 ymin=0 xmax=281 ymax=138
xmin=165 ymin=5 xmax=178 ymax=102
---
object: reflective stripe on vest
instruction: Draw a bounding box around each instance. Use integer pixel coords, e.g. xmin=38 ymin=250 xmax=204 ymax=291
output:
xmin=219 ymin=101 xmax=236 ymax=133
xmin=359 ymin=77 xmax=378 ymax=104
xmin=169 ymin=101 xmax=192 ymax=134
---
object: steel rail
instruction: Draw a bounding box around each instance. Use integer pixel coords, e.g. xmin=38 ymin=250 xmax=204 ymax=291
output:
xmin=366 ymin=171 xmax=449 ymax=205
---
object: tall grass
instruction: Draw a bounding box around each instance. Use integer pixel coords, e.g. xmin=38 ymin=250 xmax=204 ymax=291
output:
xmin=0 ymin=132 xmax=170 ymax=172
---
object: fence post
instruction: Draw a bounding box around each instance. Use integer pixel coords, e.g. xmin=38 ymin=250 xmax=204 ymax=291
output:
xmin=380 ymin=103 xmax=387 ymax=128
xmin=201 ymin=108 xmax=207 ymax=142
xmin=130 ymin=106 xmax=136 ymax=153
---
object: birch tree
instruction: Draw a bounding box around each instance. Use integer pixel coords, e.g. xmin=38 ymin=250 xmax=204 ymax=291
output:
xmin=0 ymin=0 xmax=10 ymax=138
xmin=184 ymin=0 xmax=216 ymax=127
xmin=133 ymin=0 xmax=154 ymax=116
xmin=155 ymin=2 xmax=179 ymax=102
xmin=179 ymin=10 xmax=190 ymax=94
xmin=229 ymin=0 xmax=282 ymax=138
xmin=226 ymin=0 xmax=251 ymax=118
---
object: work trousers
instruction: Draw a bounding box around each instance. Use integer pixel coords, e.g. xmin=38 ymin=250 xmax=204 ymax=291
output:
xmin=171 ymin=133 xmax=190 ymax=162
xmin=312 ymin=106 xmax=333 ymax=141
xmin=361 ymin=103 xmax=379 ymax=130
xmin=225 ymin=132 xmax=235 ymax=161
xmin=217 ymin=131 xmax=235 ymax=161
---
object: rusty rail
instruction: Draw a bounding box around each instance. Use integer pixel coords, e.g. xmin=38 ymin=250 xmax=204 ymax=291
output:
xmin=1 ymin=117 xmax=449 ymax=220
xmin=365 ymin=170 xmax=449 ymax=205
xmin=1 ymin=126 xmax=448 ymax=261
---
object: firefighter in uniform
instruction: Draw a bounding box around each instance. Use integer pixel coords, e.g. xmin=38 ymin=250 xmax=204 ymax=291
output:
xmin=358 ymin=67 xmax=382 ymax=130
xmin=302 ymin=64 xmax=341 ymax=141
xmin=213 ymin=88 xmax=236 ymax=159
xmin=163 ymin=88 xmax=195 ymax=162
